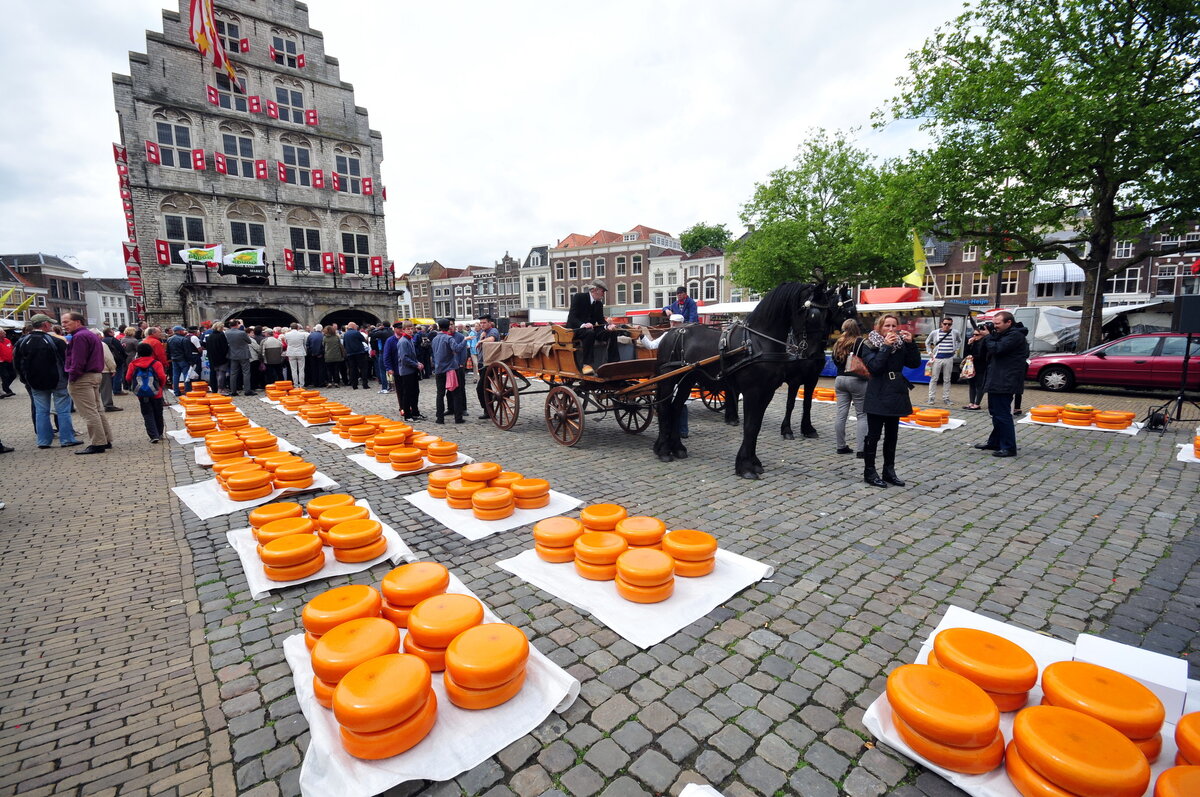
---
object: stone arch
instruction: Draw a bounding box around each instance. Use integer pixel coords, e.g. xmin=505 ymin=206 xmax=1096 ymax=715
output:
xmin=279 ymin=131 xmax=312 ymax=149
xmin=225 ymin=201 xmax=266 ymax=223
xmin=228 ymin=308 xmax=298 ymax=329
xmin=333 ymin=142 xmax=361 ymax=159
xmin=218 ymin=120 xmax=255 ymax=139
xmin=320 ymin=308 xmax=380 ymax=328
xmin=151 ymin=107 xmax=194 ymax=126
xmin=287 ymin=207 xmax=321 ymax=227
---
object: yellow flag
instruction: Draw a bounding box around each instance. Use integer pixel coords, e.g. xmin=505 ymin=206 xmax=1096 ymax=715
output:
xmin=903 ymin=232 xmax=927 ymax=288
xmin=0 ymin=287 xmax=14 ymax=309
xmin=11 ymin=295 xmax=35 ymax=314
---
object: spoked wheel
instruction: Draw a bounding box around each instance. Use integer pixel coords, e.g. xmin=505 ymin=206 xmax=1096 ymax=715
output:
xmin=483 ymin=362 xmax=520 ymax=429
xmin=545 ymin=385 xmax=585 ymax=446
xmin=614 ymin=394 xmax=655 ymax=434
xmin=700 ymin=388 xmax=725 ymax=412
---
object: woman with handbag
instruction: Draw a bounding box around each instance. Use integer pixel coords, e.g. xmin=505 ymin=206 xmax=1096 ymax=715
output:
xmin=861 ymin=314 xmax=921 ymax=488
xmin=962 ymin=326 xmax=989 ymax=410
xmin=831 ymin=319 xmax=868 ymax=457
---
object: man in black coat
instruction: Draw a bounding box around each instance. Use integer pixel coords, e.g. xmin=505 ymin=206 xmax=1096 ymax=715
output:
xmin=974 ymin=312 xmax=1030 ymax=458
xmin=566 ymin=281 xmax=619 ymax=374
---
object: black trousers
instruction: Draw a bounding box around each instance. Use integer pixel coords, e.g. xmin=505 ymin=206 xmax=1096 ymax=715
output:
xmin=304 ymin=355 xmax=321 ymax=387
xmin=0 ymin=362 xmax=16 ymax=393
xmin=346 ymin=353 xmax=370 ymax=387
xmin=436 ymin=369 xmax=466 ymax=421
xmin=574 ymin=327 xmax=619 ymax=369
xmin=138 ymin=395 xmax=165 ymax=440
xmin=396 ymin=372 xmax=421 ymax=418
xmin=863 ymin=413 xmax=900 ymax=471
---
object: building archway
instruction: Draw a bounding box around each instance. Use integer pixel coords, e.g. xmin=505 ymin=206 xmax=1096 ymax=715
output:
xmin=229 ymin=308 xmax=298 ymax=329
xmin=320 ymin=308 xmax=380 ymax=328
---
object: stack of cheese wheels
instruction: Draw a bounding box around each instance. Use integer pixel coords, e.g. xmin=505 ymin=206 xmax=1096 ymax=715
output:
xmin=813 ymin=386 xmax=837 ymax=402
xmin=310 ymin=617 xmax=401 ymax=710
xmin=300 ymin=405 xmax=331 ymax=424
xmin=334 ymin=653 xmax=438 ymax=759
xmin=248 ymin=501 xmax=303 ymax=532
xmin=372 ymin=431 xmax=409 ymax=463
xmin=580 ymin=503 xmax=628 ymax=533
xmin=1041 ymin=660 xmax=1165 ymax=762
xmin=926 ymin=628 xmax=1037 ymax=712
xmin=662 ymin=529 xmax=718 ymax=577
xmin=426 ymin=469 xmax=461 ymax=499
xmin=224 ymin=466 xmax=274 ymax=501
xmin=443 ymin=623 xmax=530 ymax=709
xmin=411 ymin=434 xmax=441 ymax=455
xmin=380 ymin=562 xmax=449 ymax=628
xmin=511 ymin=478 xmax=551 ymax=509
xmin=913 ymin=408 xmax=949 ymax=428
xmin=274 ymin=459 xmax=316 ymax=490
xmin=190 ymin=380 xmax=209 ymax=392
xmin=460 ymin=462 xmax=500 ymax=488
xmin=472 ymin=487 xmax=515 ymax=521
xmin=315 ymin=504 xmax=370 ymax=545
xmin=614 ymin=548 xmax=675 ymax=603
xmin=489 ymin=471 xmax=523 ymax=489
xmin=256 ymin=453 xmax=303 ymax=474
xmin=886 ymin=663 xmax=1004 ymax=774
xmin=1179 ymin=712 xmax=1200 ymax=766
xmin=445 ymin=477 xmax=485 ymax=509
xmin=389 ymin=446 xmax=425 ymax=473
xmin=207 ymin=435 xmax=247 ymax=463
xmin=404 ymin=593 xmax=484 ymax=672
xmin=255 ymin=516 xmax=317 ymax=545
xmin=1029 ymin=405 xmax=1062 ymax=423
xmin=1061 ymin=403 xmax=1096 ymax=426
xmin=1008 ymin=705 xmax=1151 ymax=796
xmin=327 ymin=519 xmax=387 ymax=564
xmin=258 ymin=530 xmax=325 ymax=582
xmin=348 ymin=422 xmax=377 ymax=444
xmin=1155 ymin=766 xmax=1200 ymax=797
xmin=242 ymin=431 xmax=279 ymax=456
xmin=1094 ymin=410 xmax=1136 ymax=430
xmin=614 ymin=516 xmax=667 ymax=550
xmin=185 ymin=416 xmax=217 ymax=438
xmin=573 ymin=532 xmax=628 ymax=580
xmin=301 ymin=584 xmax=383 ymax=652
xmin=212 ymin=457 xmax=254 ymax=480
xmin=218 ymin=411 xmax=251 ymax=431
xmin=334 ymin=414 xmax=365 ymax=439
xmin=281 ymin=395 xmax=306 ymax=411
xmin=426 ymin=441 xmax=459 ymax=465
xmin=532 ymin=516 xmax=584 ymax=562
xmin=327 ymin=404 xmax=352 ymax=421
xmin=307 ymin=493 xmax=356 ymax=523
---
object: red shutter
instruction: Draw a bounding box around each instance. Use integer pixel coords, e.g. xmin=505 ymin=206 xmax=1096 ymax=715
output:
xmin=284 ymin=249 xmax=295 ymax=271
xmin=277 ymin=161 xmax=288 ymax=182
xmin=388 ymin=261 xmax=395 ymax=273
xmin=120 ymin=187 xmax=131 ymax=200
xmin=321 ymin=252 xmax=335 ymax=273
xmin=304 ymin=108 xmax=318 ymax=126
xmin=312 ymin=169 xmax=324 ymax=189
xmin=117 ymin=163 xmax=129 ymax=177
xmin=337 ymin=253 xmax=348 ymax=274
xmin=112 ymin=143 xmax=127 ymax=163
xmin=370 ymin=256 xmax=383 ymax=276
xmin=362 ymin=177 xmax=373 ymax=196
xmin=381 ymin=185 xmax=387 ymax=201
xmin=122 ymin=200 xmax=133 ymax=210
xmin=297 ymin=53 xmax=306 ymax=68
xmin=124 ymin=210 xmax=134 ymax=219
xmin=127 ymin=223 xmax=138 ymax=240
xmin=206 ymin=85 xmax=219 ymax=105
xmin=122 ymin=243 xmax=140 ymax=264
xmin=191 ymin=149 xmax=206 ymax=170
xmin=266 ymin=101 xmax=279 ymax=119
xmin=214 ymin=152 xmax=227 ymax=174
xmin=254 ymin=159 xmax=268 ymax=179
xmin=331 ymin=172 xmax=341 ymax=191
xmin=269 ymin=44 xmax=277 ymax=61
xmin=240 ymin=37 xmax=250 ymax=53
xmin=248 ymin=95 xmax=262 ymax=113
xmin=155 ymin=239 xmax=171 ymax=265
xmin=144 ymin=141 xmax=160 ymax=164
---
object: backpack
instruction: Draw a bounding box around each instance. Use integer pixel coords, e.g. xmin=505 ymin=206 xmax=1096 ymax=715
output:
xmin=134 ymin=363 xmax=160 ymax=397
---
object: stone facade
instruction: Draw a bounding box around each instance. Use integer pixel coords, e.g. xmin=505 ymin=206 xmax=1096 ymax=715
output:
xmin=113 ymin=0 xmax=398 ymax=329
xmin=520 ymin=245 xmax=551 ymax=310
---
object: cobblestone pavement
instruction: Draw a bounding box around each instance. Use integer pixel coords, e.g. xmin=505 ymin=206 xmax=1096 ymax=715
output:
xmin=1 ymin=376 xmax=1197 ymax=797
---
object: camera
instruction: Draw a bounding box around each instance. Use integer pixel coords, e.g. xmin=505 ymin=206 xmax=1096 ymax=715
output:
xmin=980 ymin=321 xmax=995 ymax=332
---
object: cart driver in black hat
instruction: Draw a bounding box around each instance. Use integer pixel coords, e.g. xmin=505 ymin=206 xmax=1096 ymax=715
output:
xmin=566 ymin=280 xmax=620 ymax=374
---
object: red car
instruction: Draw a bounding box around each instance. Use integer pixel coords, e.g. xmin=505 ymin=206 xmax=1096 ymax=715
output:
xmin=1026 ymin=333 xmax=1200 ymax=392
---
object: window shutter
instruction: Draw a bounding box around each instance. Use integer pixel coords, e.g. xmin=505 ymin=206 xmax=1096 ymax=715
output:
xmin=248 ymin=95 xmax=262 ymax=113
xmin=214 ymin=152 xmax=227 ymax=174
xmin=191 ymin=149 xmax=206 ymax=170
xmin=120 ymin=187 xmax=132 ymax=200
xmin=277 ymin=161 xmax=288 ymax=182
xmin=284 ymin=249 xmax=295 ymax=271
xmin=312 ymin=169 xmax=324 ymax=189
xmin=304 ymin=108 xmax=318 ymax=126
xmin=240 ymin=37 xmax=250 ymax=53
xmin=381 ymin=185 xmax=387 ymax=201
xmin=321 ymin=252 xmax=335 ymax=273
xmin=269 ymin=44 xmax=276 ymax=61
xmin=206 ymin=85 xmax=219 ymax=105
xmin=122 ymin=200 xmax=133 ymax=211
xmin=124 ymin=209 xmax=134 ymax=219
xmin=337 ymin=253 xmax=347 ymax=274
xmin=331 ymin=172 xmax=341 ymax=191
xmin=155 ymin=239 xmax=172 ymax=265
xmin=266 ymin=101 xmax=279 ymax=119
xmin=254 ymin=159 xmax=268 ymax=180
xmin=362 ymin=177 xmax=373 ymax=195
xmin=297 ymin=54 xmax=306 ymax=68
xmin=116 ymin=163 xmax=129 ymax=178
xmin=112 ymin=143 xmax=127 ymax=163
xmin=145 ymin=140 xmax=160 ymax=165
xmin=388 ymin=261 xmax=395 ymax=273
xmin=370 ymin=256 xmax=383 ymax=276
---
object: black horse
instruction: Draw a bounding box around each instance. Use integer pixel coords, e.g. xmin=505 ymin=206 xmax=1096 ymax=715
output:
xmin=652 ymin=282 xmax=850 ymax=479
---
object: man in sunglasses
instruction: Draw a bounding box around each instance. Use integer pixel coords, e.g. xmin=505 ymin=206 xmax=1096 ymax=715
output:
xmin=925 ymin=317 xmax=961 ymax=407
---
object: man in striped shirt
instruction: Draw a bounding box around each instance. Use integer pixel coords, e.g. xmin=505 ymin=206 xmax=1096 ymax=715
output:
xmin=925 ymin=317 xmax=961 ymax=406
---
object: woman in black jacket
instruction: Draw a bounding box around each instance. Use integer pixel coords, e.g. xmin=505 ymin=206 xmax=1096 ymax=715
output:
xmin=963 ymin=325 xmax=989 ymax=410
xmin=861 ymin=314 xmax=921 ymax=488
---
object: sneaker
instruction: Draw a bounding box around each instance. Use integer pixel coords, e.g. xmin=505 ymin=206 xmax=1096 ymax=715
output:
xmin=378 ymin=389 xmax=389 ymax=394
xmin=0 ymin=501 xmax=6 ymax=510
xmin=150 ymin=438 xmax=160 ymax=444
xmin=0 ymin=444 xmax=13 ymax=454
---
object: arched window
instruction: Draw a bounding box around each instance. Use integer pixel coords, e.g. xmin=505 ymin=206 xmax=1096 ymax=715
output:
xmin=279 ymin=133 xmax=312 ymax=185
xmin=216 ymin=67 xmax=248 ymax=112
xmin=226 ymin=201 xmax=267 ymax=249
xmin=273 ymin=77 xmax=305 ymax=124
xmin=160 ymin=194 xmax=207 ymax=264
xmin=339 ymin=215 xmax=371 ymax=275
xmin=287 ymin=208 xmax=323 ymax=271
xmin=688 ymin=279 xmax=701 ymax=298
xmin=554 ymin=260 xmax=564 ymax=280
xmin=271 ymin=28 xmax=301 ymax=69
xmin=631 ymin=282 xmax=643 ymax=304
xmin=568 ymin=260 xmax=578 ymax=280
xmin=333 ymin=143 xmax=363 ymax=193
xmin=616 ymin=284 xmax=628 ymax=304
xmin=215 ymin=11 xmax=243 ymax=54
xmin=616 ymin=256 xmax=627 ymax=276
xmin=595 ymin=257 xmax=605 ymax=277
xmin=581 ymin=259 xmax=591 ymax=279
xmin=632 ymin=254 xmax=643 ymax=275
xmin=218 ymin=122 xmax=256 ymax=178
xmin=703 ymin=279 xmax=718 ymax=302
xmin=151 ymin=108 xmax=194 ymax=170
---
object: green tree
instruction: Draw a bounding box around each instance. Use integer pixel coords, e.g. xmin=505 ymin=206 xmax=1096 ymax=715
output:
xmin=732 ymin=129 xmax=911 ymax=293
xmin=680 ymin=222 xmax=732 ymax=253
xmin=882 ymin=0 xmax=1200 ymax=349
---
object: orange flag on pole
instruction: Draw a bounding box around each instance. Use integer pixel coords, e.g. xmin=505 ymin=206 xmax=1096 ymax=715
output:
xmin=189 ymin=0 xmax=238 ymax=84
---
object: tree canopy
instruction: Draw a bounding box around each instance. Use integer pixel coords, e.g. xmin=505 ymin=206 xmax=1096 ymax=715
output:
xmin=882 ymin=0 xmax=1200 ymax=348
xmin=680 ymin=222 xmax=732 ymax=253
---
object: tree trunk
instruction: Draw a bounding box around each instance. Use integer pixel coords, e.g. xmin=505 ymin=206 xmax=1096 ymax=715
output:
xmin=1078 ymin=259 xmax=1106 ymax=351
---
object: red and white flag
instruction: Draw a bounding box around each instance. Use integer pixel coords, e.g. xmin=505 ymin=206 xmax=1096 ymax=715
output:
xmin=189 ymin=0 xmax=238 ymax=84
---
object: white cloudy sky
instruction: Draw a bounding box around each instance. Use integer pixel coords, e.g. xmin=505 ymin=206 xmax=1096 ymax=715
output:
xmin=2 ymin=0 xmax=964 ymax=278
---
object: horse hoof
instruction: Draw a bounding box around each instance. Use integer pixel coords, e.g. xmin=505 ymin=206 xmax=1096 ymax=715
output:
xmin=802 ymin=430 xmax=819 ymax=439
xmin=674 ymin=450 xmax=688 ymax=460
xmin=658 ymin=454 xmax=674 ymax=463
xmin=725 ymin=418 xmax=740 ymax=427
xmin=753 ymin=464 xmax=765 ymax=474
xmin=737 ymin=470 xmax=760 ymax=480
xmin=782 ymin=432 xmax=794 ymax=440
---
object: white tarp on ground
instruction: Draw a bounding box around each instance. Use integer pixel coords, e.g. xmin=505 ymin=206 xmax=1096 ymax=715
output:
xmin=171 ymin=471 xmax=338 ymax=521
xmin=1176 ymin=443 xmax=1200 ymax=464
xmin=285 ymin=572 xmax=580 ymax=797
xmin=313 ymin=431 xmax=364 ymax=450
xmin=496 ymin=548 xmax=774 ymax=649
xmin=1018 ymin=414 xmax=1143 ymax=436
xmin=403 ymin=490 xmax=582 ymax=542
xmin=225 ymin=501 xmax=415 ymax=599
xmin=347 ymin=453 xmax=474 ymax=481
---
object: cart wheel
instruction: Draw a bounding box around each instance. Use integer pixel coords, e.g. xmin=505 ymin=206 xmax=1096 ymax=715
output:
xmin=614 ymin=394 xmax=655 ymax=434
xmin=483 ymin=362 xmax=520 ymax=430
xmin=701 ymin=388 xmax=725 ymax=412
xmin=545 ymin=385 xmax=584 ymax=446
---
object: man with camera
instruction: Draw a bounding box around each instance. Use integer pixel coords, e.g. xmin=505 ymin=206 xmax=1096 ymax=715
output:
xmin=973 ymin=312 xmax=1029 ymax=458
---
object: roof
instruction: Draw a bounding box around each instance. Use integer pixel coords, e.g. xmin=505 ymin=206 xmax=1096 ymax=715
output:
xmin=408 ymin=261 xmax=442 ymax=276
xmin=626 ymin=225 xmax=670 ymax=239
xmin=587 ymin=230 xmax=622 ymax=246
xmin=523 ymin=245 xmax=548 ymax=269
xmin=557 ymin=233 xmax=592 ymax=249
xmin=654 ymin=248 xmax=686 ymax=258
xmin=81 ymin=278 xmax=132 ymax=294
xmin=0 ymin=253 xmax=85 ymax=272
xmin=0 ymin=261 xmax=34 ymax=287
xmin=683 ymin=246 xmax=724 ymax=260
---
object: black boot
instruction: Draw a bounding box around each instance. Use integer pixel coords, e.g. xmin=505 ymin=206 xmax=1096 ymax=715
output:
xmin=863 ymin=452 xmax=887 ymax=488
xmin=882 ymin=467 xmax=905 ymax=487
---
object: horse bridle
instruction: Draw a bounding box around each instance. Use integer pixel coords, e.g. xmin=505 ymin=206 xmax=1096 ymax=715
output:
xmin=741 ymin=291 xmax=851 ymax=357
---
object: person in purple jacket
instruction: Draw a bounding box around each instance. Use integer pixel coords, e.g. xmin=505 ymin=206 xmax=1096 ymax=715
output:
xmin=61 ymin=312 xmax=112 ymax=454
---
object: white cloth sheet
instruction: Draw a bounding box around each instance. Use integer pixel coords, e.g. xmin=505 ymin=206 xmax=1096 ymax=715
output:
xmin=284 ymin=573 xmax=580 ymax=797
xmin=194 ymin=436 xmax=302 ymax=466
xmin=496 ymin=548 xmax=774 ymax=649
xmin=1175 ymin=443 xmax=1200 ymax=464
xmin=347 ymin=453 xmax=474 ymax=481
xmin=861 ymin=605 xmax=1196 ymax=797
xmin=1018 ymin=414 xmax=1143 ymax=436
xmin=225 ymin=501 xmax=415 ymax=599
xmin=313 ymin=431 xmax=364 ymax=450
xmin=294 ymin=415 xmax=335 ymax=427
xmin=166 ymin=420 xmax=263 ymax=446
xmin=899 ymin=418 xmax=967 ymax=434
xmin=404 ymin=490 xmax=581 ymax=541
xmin=679 ymin=786 xmax=725 ymax=797
xmin=171 ymin=471 xmax=339 ymax=521
xmin=169 ymin=403 xmax=185 ymax=416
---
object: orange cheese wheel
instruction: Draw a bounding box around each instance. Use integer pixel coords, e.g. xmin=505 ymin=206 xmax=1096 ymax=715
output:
xmin=274 ymin=476 xmax=314 ymax=490
xmin=228 ymin=484 xmax=275 ymax=502
xmin=891 ymin=712 xmax=1004 ymax=775
xmin=389 ymin=447 xmax=423 ymax=463
xmin=1177 ymin=712 xmax=1200 ymax=763
xmin=488 ymin=472 xmax=523 ymax=489
xmin=333 ymin=653 xmax=432 ymax=733
xmin=574 ymin=532 xmax=629 ymax=565
xmin=218 ymin=462 xmax=261 ymax=483
xmin=327 ymin=519 xmax=383 ymax=549
xmin=614 ymin=574 xmax=675 ymax=603
xmin=1062 ymin=417 xmax=1093 ymax=426
xmin=305 ymin=630 xmax=321 ymax=650
xmin=338 ymin=690 xmax=437 ymax=760
xmin=426 ymin=487 xmax=447 ymax=499
xmin=310 ymin=617 xmax=401 ymax=683
xmin=673 ymin=556 xmax=715 ymax=578
xmin=334 ymin=536 xmax=388 ymax=563
xmin=259 ymin=533 xmax=324 ymax=567
xmin=381 ymin=564 xmax=451 ymax=607
xmin=212 ymin=456 xmax=254 ymax=475
xmin=402 ymin=633 xmax=447 ymax=672
xmin=443 ymin=667 xmax=527 ymax=710
xmin=931 ymin=628 xmax=1038 ymax=694
xmin=444 ymin=623 xmax=530 ymax=689
xmin=886 ymin=664 xmax=999 ymax=748
xmin=426 ymin=441 xmax=458 ymax=458
xmin=473 ymin=504 xmax=514 ymax=521
xmin=306 ymin=494 xmax=356 ymax=518
xmin=615 ymin=548 xmax=674 ymax=587
xmin=985 ymin=689 xmax=1028 ymax=713
xmin=1013 ymin=704 xmax=1151 ymax=797
xmin=1041 ymin=661 xmax=1164 ymax=740
xmin=256 ymin=516 xmax=316 ymax=544
xmin=249 ymin=501 xmax=304 ymax=529
xmin=390 ymin=459 xmax=424 ymax=472
xmin=514 ymin=494 xmax=550 ymax=509
xmin=1094 ymin=411 xmax=1127 ymax=423
xmin=258 ymin=455 xmax=303 ymax=472
xmin=1096 ymin=421 xmax=1131 ymax=430
xmin=373 ymin=431 xmax=408 ymax=446
xmin=532 ymin=516 xmax=584 ymax=547
xmin=472 ymin=487 xmax=515 ymax=511
xmin=1030 ymin=413 xmax=1060 ymax=423
xmin=579 ymin=503 xmax=627 ymax=531
xmin=446 ymin=496 xmax=473 ymax=509
xmin=460 ymin=462 xmax=501 ymax=483
xmin=263 ymin=551 xmax=325 ymax=581
xmin=427 ymin=453 xmax=459 ymax=465
xmin=1004 ymin=740 xmax=1077 ymax=797
xmin=574 ymin=559 xmax=617 ymax=581
xmin=662 ymin=529 xmax=718 ymax=561
xmin=380 ymin=599 xmax=412 ymax=627
xmin=406 ymin=593 xmax=484 ymax=649
xmin=614 ymin=516 xmax=667 ymax=546
xmin=1156 ymin=766 xmax=1200 ymax=797
xmin=510 ymin=478 xmax=550 ymax=498
xmin=427 ymin=469 xmax=462 ymax=490
xmin=317 ymin=505 xmax=371 ymax=532
xmin=313 ymin=675 xmax=338 ymax=709
xmin=1177 ymin=753 xmax=1193 ymax=766
xmin=445 ymin=479 xmax=485 ymax=499
xmin=276 ymin=462 xmax=317 ymax=481
xmin=535 ymin=543 xmax=575 ymax=563
xmin=1135 ymin=731 xmax=1162 ymax=763
xmin=226 ymin=469 xmax=273 ymax=490
xmin=220 ymin=416 xmax=251 ymax=429
xmin=302 ymin=584 xmax=383 ymax=635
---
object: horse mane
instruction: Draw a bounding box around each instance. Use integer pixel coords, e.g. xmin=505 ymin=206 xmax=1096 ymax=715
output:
xmin=746 ymin=282 xmax=819 ymax=330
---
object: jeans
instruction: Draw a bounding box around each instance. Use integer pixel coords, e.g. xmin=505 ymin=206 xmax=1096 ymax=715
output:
xmin=111 ymin=371 xmax=124 ymax=395
xmin=987 ymin=392 xmax=1016 ymax=452
xmin=69 ymin=372 xmax=112 ymax=447
xmin=229 ymin=358 xmax=252 ymax=393
xmin=171 ymin=361 xmax=193 ymax=395
xmin=834 ymin=374 xmax=867 ymax=451
xmin=927 ymin=357 xmax=953 ymax=404
xmin=374 ymin=354 xmax=388 ymax=388
xmin=31 ymin=387 xmax=78 ymax=446
xmin=138 ymin=396 xmax=165 ymax=440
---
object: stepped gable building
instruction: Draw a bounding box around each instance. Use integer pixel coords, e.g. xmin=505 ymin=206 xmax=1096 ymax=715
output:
xmin=113 ymin=0 xmax=398 ymax=330
xmin=548 ymin=225 xmax=681 ymax=314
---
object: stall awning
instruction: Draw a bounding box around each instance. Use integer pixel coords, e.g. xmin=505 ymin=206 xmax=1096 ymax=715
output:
xmin=1032 ymin=262 xmax=1085 ymax=284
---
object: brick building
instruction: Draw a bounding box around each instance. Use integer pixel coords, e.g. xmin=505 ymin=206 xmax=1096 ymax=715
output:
xmin=113 ymin=0 xmax=399 ymax=329
xmin=0 ymin=259 xmax=50 ymax=325
xmin=474 ymin=253 xmax=521 ymax=319
xmin=548 ymin=225 xmax=681 ymax=314
xmin=0 ymin=254 xmax=87 ymax=322
xmin=82 ymin=278 xmax=137 ymax=331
